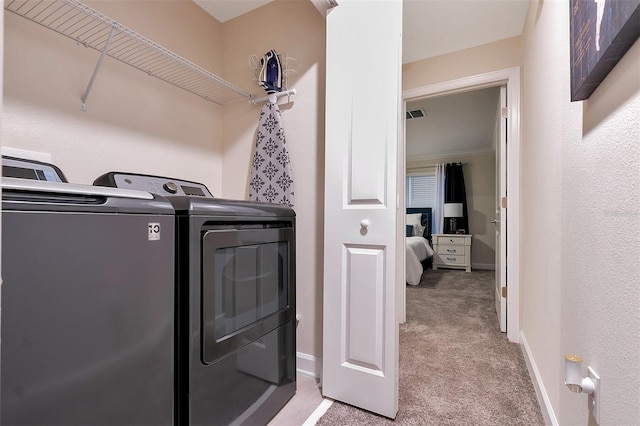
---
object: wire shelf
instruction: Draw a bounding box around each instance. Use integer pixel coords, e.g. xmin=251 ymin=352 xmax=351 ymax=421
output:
xmin=5 ymin=0 xmax=251 ymax=107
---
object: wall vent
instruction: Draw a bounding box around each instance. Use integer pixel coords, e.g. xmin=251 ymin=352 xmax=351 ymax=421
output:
xmin=406 ymin=108 xmax=426 ymax=119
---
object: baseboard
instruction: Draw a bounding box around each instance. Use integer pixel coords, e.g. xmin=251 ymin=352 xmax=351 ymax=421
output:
xmin=520 ymin=331 xmax=558 ymax=426
xmin=297 ymin=352 xmax=322 ymax=379
xmin=302 ymin=398 xmax=334 ymax=426
xmin=472 ymin=263 xmax=496 ymax=270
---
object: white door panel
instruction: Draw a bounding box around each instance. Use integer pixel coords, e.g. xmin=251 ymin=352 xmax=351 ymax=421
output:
xmin=323 ymin=0 xmax=401 ymax=419
xmin=343 ymin=245 xmax=385 ymax=372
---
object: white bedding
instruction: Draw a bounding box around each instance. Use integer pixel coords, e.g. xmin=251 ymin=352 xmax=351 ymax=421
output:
xmin=406 ymin=236 xmax=434 ymax=286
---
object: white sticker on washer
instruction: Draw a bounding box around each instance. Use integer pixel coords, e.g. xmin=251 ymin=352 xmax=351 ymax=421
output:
xmin=148 ymin=222 xmax=161 ymax=241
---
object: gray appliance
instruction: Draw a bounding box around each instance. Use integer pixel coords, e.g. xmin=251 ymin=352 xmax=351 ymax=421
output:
xmin=94 ymin=172 xmax=296 ymax=426
xmin=1 ymin=157 xmax=175 ymax=426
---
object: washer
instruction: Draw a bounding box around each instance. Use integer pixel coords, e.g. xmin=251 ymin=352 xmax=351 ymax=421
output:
xmin=94 ymin=172 xmax=297 ymax=426
xmin=1 ymin=157 xmax=175 ymax=425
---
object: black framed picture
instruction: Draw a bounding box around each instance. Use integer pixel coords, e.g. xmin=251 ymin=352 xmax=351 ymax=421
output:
xmin=570 ymin=0 xmax=640 ymax=101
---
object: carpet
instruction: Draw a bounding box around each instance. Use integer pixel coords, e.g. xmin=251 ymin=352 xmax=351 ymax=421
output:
xmin=316 ymin=269 xmax=544 ymax=425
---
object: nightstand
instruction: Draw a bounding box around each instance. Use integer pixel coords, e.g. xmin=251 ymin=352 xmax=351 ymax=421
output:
xmin=432 ymin=234 xmax=472 ymax=272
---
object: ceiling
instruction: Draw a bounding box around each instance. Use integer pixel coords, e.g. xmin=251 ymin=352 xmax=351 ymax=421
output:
xmin=193 ymin=0 xmax=529 ymax=64
xmin=406 ymin=87 xmax=501 ymax=160
xmin=193 ymin=0 xmax=273 ymax=24
xmin=402 ymin=0 xmax=529 ymax=63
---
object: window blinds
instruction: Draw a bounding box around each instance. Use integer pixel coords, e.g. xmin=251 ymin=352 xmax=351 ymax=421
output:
xmin=406 ymin=175 xmax=436 ymax=208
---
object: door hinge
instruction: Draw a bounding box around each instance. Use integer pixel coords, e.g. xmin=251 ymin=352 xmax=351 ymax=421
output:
xmin=501 ymin=197 xmax=507 ymax=208
xmin=501 ymin=107 xmax=508 ymax=118
xmin=501 ymin=287 xmax=507 ymax=298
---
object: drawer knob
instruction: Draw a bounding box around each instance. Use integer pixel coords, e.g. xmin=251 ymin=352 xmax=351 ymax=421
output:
xmin=360 ymin=219 xmax=370 ymax=228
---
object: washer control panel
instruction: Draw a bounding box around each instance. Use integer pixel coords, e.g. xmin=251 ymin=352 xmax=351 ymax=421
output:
xmin=94 ymin=172 xmax=213 ymax=198
xmin=2 ymin=156 xmax=66 ymax=183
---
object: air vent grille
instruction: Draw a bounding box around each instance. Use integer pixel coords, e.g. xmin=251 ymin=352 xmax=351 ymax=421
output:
xmin=406 ymin=108 xmax=426 ymax=119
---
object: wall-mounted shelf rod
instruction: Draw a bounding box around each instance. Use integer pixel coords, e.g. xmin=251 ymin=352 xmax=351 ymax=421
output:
xmin=249 ymin=88 xmax=297 ymax=105
xmin=81 ymin=25 xmax=116 ymax=111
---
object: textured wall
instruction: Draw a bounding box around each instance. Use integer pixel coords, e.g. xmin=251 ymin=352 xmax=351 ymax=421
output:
xmin=520 ymin=1 xmax=566 ymax=418
xmin=403 ymin=36 xmax=523 ymax=91
xmin=220 ymin=0 xmax=326 ymax=361
xmin=521 ymin=0 xmax=640 ymax=424
xmin=3 ymin=0 xmax=224 ymax=191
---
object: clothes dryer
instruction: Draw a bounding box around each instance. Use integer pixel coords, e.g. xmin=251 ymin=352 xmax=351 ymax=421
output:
xmin=94 ymin=172 xmax=296 ymax=426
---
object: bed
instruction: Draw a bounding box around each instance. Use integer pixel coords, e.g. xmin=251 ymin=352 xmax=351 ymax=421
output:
xmin=406 ymin=208 xmax=434 ymax=286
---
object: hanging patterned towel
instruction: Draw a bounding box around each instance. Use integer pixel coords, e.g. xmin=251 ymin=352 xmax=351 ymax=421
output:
xmin=249 ymin=103 xmax=294 ymax=207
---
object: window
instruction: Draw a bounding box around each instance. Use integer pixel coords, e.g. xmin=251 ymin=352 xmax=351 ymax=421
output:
xmin=406 ymin=174 xmax=436 ymax=232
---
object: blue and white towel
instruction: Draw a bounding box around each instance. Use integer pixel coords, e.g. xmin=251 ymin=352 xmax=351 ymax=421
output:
xmin=249 ymin=103 xmax=294 ymax=207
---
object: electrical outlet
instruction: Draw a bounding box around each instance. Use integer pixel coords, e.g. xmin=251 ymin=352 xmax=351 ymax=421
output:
xmin=588 ymin=366 xmax=600 ymax=425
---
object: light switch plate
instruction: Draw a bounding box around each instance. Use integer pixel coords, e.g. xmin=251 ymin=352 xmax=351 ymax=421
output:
xmin=588 ymin=366 xmax=600 ymax=425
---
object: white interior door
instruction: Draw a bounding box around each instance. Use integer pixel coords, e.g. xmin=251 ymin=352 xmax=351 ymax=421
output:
xmin=494 ymin=85 xmax=507 ymax=332
xmin=322 ymin=0 xmax=402 ymax=419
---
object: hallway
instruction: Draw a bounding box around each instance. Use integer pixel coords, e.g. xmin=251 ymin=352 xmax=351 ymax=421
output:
xmin=316 ymin=269 xmax=544 ymax=425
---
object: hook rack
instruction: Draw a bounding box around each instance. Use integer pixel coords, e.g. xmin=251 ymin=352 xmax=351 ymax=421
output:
xmin=5 ymin=0 xmax=251 ymax=110
xmin=249 ymin=88 xmax=297 ymax=105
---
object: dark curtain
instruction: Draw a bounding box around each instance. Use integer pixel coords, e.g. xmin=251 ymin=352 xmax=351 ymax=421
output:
xmin=443 ymin=163 xmax=469 ymax=234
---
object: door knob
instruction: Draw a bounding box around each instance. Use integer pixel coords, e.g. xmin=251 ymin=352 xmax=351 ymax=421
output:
xmin=490 ymin=219 xmax=499 ymax=224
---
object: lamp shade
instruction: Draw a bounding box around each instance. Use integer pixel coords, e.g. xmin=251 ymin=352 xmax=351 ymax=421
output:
xmin=443 ymin=202 xmax=463 ymax=218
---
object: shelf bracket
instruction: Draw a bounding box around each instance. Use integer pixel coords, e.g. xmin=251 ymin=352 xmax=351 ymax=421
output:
xmin=81 ymin=25 xmax=117 ymax=111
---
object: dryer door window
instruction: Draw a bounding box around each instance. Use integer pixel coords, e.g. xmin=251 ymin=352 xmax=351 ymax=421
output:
xmin=201 ymin=226 xmax=294 ymax=363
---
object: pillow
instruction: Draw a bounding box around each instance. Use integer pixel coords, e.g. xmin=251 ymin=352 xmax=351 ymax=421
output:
xmin=406 ymin=213 xmax=422 ymax=226
xmin=413 ymin=223 xmax=425 ymax=237
xmin=406 ymin=225 xmax=414 ymax=237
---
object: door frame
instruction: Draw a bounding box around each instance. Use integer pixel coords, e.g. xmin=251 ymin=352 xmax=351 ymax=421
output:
xmin=400 ymin=67 xmax=521 ymax=343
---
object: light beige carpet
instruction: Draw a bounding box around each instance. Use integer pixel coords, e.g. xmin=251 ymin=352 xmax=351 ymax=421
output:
xmin=317 ymin=269 xmax=544 ymax=426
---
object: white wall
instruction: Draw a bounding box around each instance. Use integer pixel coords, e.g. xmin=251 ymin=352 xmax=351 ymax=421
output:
xmin=220 ymin=0 xmax=326 ymax=363
xmin=3 ymin=0 xmax=225 ymax=191
xmin=403 ymin=36 xmax=523 ymax=89
xmin=521 ymin=0 xmax=640 ymax=424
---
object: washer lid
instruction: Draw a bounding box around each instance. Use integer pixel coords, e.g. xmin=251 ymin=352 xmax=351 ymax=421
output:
xmin=2 ymin=177 xmax=175 ymax=215
xmin=2 ymin=177 xmax=154 ymax=200
xmin=94 ymin=171 xmax=214 ymax=198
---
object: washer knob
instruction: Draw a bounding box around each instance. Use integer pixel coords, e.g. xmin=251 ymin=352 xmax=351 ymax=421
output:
xmin=163 ymin=182 xmax=178 ymax=194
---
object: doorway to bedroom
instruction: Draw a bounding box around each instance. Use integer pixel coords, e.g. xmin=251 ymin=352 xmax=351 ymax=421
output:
xmin=404 ymin=85 xmax=501 ymax=280
xmin=403 ymin=86 xmax=503 ymax=331
xmin=400 ymin=67 xmax=521 ymax=343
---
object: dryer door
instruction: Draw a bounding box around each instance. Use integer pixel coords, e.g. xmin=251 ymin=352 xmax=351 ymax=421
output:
xmin=201 ymin=226 xmax=294 ymax=364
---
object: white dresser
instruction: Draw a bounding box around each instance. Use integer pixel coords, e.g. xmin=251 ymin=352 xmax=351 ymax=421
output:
xmin=432 ymin=234 xmax=472 ymax=272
